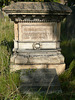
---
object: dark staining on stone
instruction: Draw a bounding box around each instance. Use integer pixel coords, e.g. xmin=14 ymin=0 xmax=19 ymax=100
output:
xmin=3 ymin=2 xmax=72 ymax=14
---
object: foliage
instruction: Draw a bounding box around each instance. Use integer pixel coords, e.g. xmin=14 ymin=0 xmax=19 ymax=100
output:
xmin=59 ymin=60 xmax=75 ymax=81
xmin=1 ymin=0 xmax=75 ymax=8
xmin=60 ymin=18 xmax=75 ymax=67
xmin=59 ymin=19 xmax=75 ymax=94
xmin=0 ymin=0 xmax=60 ymax=7
xmin=0 ymin=17 xmax=21 ymax=99
xmin=59 ymin=60 xmax=75 ymax=93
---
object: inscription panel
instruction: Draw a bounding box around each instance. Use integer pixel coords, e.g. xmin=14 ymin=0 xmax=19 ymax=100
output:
xmin=19 ymin=23 xmax=54 ymax=41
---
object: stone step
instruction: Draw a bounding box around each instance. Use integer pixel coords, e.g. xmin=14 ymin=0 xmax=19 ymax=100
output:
xmin=20 ymin=85 xmax=62 ymax=94
xmin=20 ymin=69 xmax=62 ymax=94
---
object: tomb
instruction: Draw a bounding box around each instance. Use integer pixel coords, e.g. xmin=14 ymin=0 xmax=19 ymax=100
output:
xmin=3 ymin=2 xmax=72 ymax=93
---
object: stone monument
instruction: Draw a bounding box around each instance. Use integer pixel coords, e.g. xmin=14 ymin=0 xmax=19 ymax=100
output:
xmin=3 ymin=2 xmax=71 ymax=74
xmin=3 ymin=2 xmax=72 ymax=93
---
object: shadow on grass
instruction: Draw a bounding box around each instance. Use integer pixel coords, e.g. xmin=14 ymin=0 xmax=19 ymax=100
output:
xmin=60 ymin=16 xmax=75 ymax=95
xmin=61 ymin=17 xmax=75 ymax=68
xmin=61 ymin=39 xmax=75 ymax=68
xmin=61 ymin=6 xmax=75 ymax=68
xmin=0 ymin=38 xmax=14 ymax=53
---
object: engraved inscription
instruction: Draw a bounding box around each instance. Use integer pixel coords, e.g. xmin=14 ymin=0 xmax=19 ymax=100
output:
xmin=19 ymin=23 xmax=53 ymax=41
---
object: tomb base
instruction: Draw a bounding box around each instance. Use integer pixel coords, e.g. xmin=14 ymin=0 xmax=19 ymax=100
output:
xmin=10 ymin=50 xmax=65 ymax=75
xmin=10 ymin=64 xmax=65 ymax=75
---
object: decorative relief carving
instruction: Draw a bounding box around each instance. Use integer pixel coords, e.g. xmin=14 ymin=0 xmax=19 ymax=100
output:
xmin=22 ymin=15 xmax=26 ymax=17
xmin=10 ymin=14 xmax=62 ymax=23
xmin=15 ymin=18 xmax=52 ymax=22
xmin=32 ymin=42 xmax=42 ymax=50
xmin=32 ymin=15 xmax=36 ymax=18
xmin=13 ymin=15 xmax=16 ymax=17
xmin=41 ymin=15 xmax=45 ymax=17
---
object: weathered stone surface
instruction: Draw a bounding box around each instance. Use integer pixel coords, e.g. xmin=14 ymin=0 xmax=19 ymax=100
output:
xmin=13 ymin=22 xmax=60 ymax=50
xmin=19 ymin=23 xmax=55 ymax=41
xmin=15 ymin=55 xmax=28 ymax=64
xmin=10 ymin=50 xmax=64 ymax=64
xmin=18 ymin=42 xmax=57 ymax=50
xmin=29 ymin=56 xmax=60 ymax=64
xmin=14 ymin=23 xmax=18 ymax=41
xmin=3 ymin=2 xmax=72 ymax=14
xmin=10 ymin=64 xmax=65 ymax=75
xmin=20 ymin=69 xmax=62 ymax=94
xmin=3 ymin=2 xmax=72 ymax=23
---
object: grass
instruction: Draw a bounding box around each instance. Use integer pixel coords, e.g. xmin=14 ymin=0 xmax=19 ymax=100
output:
xmin=0 ymin=17 xmax=75 ymax=99
xmin=61 ymin=18 xmax=75 ymax=68
xmin=0 ymin=17 xmax=21 ymax=99
xmin=59 ymin=60 xmax=75 ymax=93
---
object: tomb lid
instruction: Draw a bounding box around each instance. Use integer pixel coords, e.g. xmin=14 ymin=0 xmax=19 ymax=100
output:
xmin=3 ymin=2 xmax=72 ymax=15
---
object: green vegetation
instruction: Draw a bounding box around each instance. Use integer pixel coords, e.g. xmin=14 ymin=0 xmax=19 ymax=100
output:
xmin=0 ymin=17 xmax=75 ymax=99
xmin=61 ymin=19 xmax=75 ymax=67
xmin=0 ymin=17 xmax=21 ymax=99
xmin=59 ymin=19 xmax=75 ymax=97
xmin=0 ymin=0 xmax=60 ymax=8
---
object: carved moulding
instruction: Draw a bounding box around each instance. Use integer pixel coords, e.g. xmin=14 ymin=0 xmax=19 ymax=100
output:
xmin=9 ymin=14 xmax=64 ymax=23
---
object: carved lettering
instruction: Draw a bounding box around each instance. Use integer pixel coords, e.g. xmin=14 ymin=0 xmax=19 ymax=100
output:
xmin=19 ymin=24 xmax=53 ymax=41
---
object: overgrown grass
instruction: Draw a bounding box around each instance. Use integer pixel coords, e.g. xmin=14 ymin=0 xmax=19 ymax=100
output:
xmin=61 ymin=18 xmax=75 ymax=68
xmin=0 ymin=17 xmax=21 ymax=99
xmin=59 ymin=60 xmax=75 ymax=93
xmin=0 ymin=17 xmax=75 ymax=99
xmin=59 ymin=19 xmax=75 ymax=97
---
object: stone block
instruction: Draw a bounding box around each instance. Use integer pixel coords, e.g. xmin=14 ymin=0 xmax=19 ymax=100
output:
xmin=10 ymin=64 xmax=65 ymax=75
xmin=10 ymin=50 xmax=65 ymax=64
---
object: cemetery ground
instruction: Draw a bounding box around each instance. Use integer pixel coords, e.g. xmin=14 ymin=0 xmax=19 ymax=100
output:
xmin=0 ymin=17 xmax=75 ymax=100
